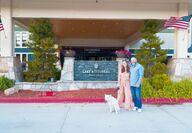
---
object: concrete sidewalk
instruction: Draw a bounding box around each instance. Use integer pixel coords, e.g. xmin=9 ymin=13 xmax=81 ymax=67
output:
xmin=0 ymin=103 xmax=192 ymax=133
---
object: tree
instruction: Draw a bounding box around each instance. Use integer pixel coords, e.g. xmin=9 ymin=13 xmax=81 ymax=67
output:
xmin=136 ymin=20 xmax=168 ymax=78
xmin=25 ymin=18 xmax=59 ymax=82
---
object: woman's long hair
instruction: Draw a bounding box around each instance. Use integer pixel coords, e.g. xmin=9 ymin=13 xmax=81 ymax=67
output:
xmin=121 ymin=60 xmax=130 ymax=73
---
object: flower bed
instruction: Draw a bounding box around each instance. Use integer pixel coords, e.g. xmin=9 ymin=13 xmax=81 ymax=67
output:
xmin=115 ymin=49 xmax=131 ymax=58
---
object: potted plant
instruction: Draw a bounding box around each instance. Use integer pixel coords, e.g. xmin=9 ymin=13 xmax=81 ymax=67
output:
xmin=64 ymin=49 xmax=76 ymax=57
xmin=115 ymin=49 xmax=131 ymax=58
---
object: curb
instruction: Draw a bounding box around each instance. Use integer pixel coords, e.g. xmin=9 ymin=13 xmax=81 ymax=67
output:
xmin=0 ymin=98 xmax=192 ymax=104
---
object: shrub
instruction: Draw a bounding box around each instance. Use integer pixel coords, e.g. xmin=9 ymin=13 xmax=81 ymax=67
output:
xmin=54 ymin=69 xmax=61 ymax=81
xmin=0 ymin=76 xmax=15 ymax=91
xmin=141 ymin=78 xmax=155 ymax=98
xmin=136 ymin=20 xmax=168 ymax=78
xmin=141 ymin=76 xmax=192 ymax=99
xmin=150 ymin=63 xmax=168 ymax=77
xmin=25 ymin=18 xmax=59 ymax=82
xmin=150 ymin=74 xmax=171 ymax=90
xmin=168 ymin=80 xmax=192 ymax=99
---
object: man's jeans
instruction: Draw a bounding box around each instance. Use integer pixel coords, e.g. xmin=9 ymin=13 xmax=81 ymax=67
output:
xmin=131 ymin=86 xmax=142 ymax=109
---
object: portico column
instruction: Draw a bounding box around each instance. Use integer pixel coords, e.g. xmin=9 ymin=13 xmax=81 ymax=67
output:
xmin=0 ymin=0 xmax=23 ymax=81
xmin=168 ymin=3 xmax=192 ymax=81
xmin=0 ymin=0 xmax=13 ymax=57
xmin=174 ymin=3 xmax=188 ymax=58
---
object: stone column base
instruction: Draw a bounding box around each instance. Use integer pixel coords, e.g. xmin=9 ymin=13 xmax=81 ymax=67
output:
xmin=60 ymin=57 xmax=74 ymax=81
xmin=56 ymin=81 xmax=118 ymax=91
xmin=167 ymin=58 xmax=192 ymax=81
xmin=0 ymin=57 xmax=23 ymax=81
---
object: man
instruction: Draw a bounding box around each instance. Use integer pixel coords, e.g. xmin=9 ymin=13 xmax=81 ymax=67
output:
xmin=130 ymin=57 xmax=144 ymax=113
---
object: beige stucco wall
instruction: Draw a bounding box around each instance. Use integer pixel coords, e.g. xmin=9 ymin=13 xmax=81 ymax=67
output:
xmin=11 ymin=0 xmax=180 ymax=19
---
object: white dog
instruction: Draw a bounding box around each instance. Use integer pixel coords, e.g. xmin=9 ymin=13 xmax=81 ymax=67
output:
xmin=104 ymin=94 xmax=120 ymax=114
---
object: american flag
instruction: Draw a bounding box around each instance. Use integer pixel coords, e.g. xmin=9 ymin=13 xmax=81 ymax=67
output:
xmin=0 ymin=19 xmax=4 ymax=31
xmin=164 ymin=16 xmax=192 ymax=29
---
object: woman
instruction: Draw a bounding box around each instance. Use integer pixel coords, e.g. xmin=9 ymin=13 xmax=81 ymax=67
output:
xmin=117 ymin=60 xmax=133 ymax=111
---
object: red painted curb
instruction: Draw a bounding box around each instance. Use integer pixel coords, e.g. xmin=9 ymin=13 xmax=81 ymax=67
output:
xmin=0 ymin=98 xmax=105 ymax=103
xmin=0 ymin=97 xmax=192 ymax=104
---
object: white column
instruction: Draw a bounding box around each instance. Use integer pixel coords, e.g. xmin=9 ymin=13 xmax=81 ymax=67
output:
xmin=60 ymin=57 xmax=74 ymax=81
xmin=174 ymin=3 xmax=189 ymax=58
xmin=0 ymin=0 xmax=13 ymax=57
xmin=124 ymin=44 xmax=130 ymax=50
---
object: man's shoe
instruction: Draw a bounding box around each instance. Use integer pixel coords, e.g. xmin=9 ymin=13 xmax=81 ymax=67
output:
xmin=133 ymin=107 xmax=138 ymax=111
xmin=138 ymin=109 xmax=142 ymax=113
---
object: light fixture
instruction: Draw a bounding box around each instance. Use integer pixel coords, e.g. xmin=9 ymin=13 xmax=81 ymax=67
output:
xmin=54 ymin=44 xmax=59 ymax=49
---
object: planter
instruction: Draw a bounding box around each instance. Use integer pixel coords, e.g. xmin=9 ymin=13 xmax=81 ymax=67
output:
xmin=116 ymin=53 xmax=128 ymax=58
xmin=64 ymin=50 xmax=76 ymax=57
xmin=115 ymin=49 xmax=131 ymax=58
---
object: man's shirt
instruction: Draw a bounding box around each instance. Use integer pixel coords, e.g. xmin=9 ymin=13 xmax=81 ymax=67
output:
xmin=130 ymin=63 xmax=144 ymax=87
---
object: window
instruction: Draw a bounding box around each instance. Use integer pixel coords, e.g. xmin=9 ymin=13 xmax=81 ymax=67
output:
xmin=16 ymin=39 xmax=21 ymax=47
xmin=15 ymin=31 xmax=29 ymax=48
xmin=22 ymin=54 xmax=27 ymax=62
xmin=16 ymin=54 xmax=21 ymax=60
xmin=21 ymin=54 xmax=27 ymax=71
xmin=22 ymin=32 xmax=28 ymax=47
xmin=15 ymin=33 xmax=22 ymax=47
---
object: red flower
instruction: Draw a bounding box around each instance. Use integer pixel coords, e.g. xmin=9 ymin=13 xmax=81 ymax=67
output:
xmin=115 ymin=49 xmax=131 ymax=58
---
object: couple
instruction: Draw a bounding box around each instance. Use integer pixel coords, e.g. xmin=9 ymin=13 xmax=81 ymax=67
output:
xmin=117 ymin=57 xmax=144 ymax=113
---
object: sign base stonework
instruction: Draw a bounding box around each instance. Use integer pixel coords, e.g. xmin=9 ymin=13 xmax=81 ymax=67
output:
xmin=168 ymin=58 xmax=192 ymax=81
xmin=0 ymin=57 xmax=23 ymax=81
xmin=60 ymin=57 xmax=74 ymax=81
xmin=59 ymin=57 xmax=120 ymax=90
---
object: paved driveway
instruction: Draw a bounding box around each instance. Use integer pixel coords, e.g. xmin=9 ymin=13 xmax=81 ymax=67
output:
xmin=0 ymin=103 xmax=192 ymax=133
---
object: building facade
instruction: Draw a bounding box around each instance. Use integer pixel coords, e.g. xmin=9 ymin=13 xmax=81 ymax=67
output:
xmin=0 ymin=0 xmax=192 ymax=81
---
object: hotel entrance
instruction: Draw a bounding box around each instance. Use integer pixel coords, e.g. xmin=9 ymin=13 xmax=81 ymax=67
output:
xmin=14 ymin=18 xmax=145 ymax=70
xmin=61 ymin=47 xmax=122 ymax=60
xmin=60 ymin=46 xmax=122 ymax=68
xmin=48 ymin=19 xmax=144 ymax=67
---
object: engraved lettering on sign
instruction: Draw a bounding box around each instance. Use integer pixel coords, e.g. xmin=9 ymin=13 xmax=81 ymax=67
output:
xmin=74 ymin=61 xmax=118 ymax=81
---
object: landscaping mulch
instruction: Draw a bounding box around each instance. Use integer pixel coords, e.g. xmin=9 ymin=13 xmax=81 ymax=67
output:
xmin=0 ymin=89 xmax=117 ymax=98
xmin=0 ymin=89 xmax=117 ymax=103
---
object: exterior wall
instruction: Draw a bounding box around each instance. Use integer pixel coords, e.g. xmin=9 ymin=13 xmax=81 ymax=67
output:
xmin=129 ymin=29 xmax=192 ymax=58
xmin=130 ymin=33 xmax=174 ymax=50
xmin=14 ymin=26 xmax=32 ymax=71
xmin=11 ymin=0 xmax=180 ymax=19
xmin=129 ymin=30 xmax=174 ymax=57
xmin=189 ymin=1 xmax=192 ymax=15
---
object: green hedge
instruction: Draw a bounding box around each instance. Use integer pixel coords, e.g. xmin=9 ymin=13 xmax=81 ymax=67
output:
xmin=0 ymin=76 xmax=15 ymax=91
xmin=142 ymin=75 xmax=192 ymax=99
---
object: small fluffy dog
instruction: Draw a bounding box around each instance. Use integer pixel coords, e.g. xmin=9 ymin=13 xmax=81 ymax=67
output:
xmin=104 ymin=94 xmax=120 ymax=114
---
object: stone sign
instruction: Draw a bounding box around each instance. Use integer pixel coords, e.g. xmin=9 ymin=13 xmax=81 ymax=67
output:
xmin=74 ymin=61 xmax=118 ymax=81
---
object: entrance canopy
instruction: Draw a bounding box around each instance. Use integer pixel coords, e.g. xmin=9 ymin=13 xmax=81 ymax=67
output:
xmin=0 ymin=0 xmax=190 ymax=57
xmin=15 ymin=18 xmax=144 ymax=47
xmin=16 ymin=19 xmax=144 ymax=39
